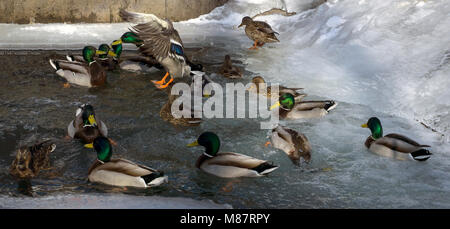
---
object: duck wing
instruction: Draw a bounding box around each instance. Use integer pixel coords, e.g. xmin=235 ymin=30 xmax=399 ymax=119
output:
xmin=293 ymin=100 xmax=335 ymax=111
xmin=254 ymin=21 xmax=279 ymax=34
xmin=120 ymin=9 xmax=170 ymax=29
xmin=384 ymin=133 xmax=430 ymax=147
xmin=57 ymin=60 xmax=89 ymax=75
xmin=121 ymin=9 xmax=184 ymax=62
xmin=271 ymin=126 xmax=296 ymax=155
xmin=206 ymin=152 xmax=267 ymax=169
xmin=92 ymin=158 xmax=157 ymax=177
xmin=375 ymin=135 xmax=428 ymax=154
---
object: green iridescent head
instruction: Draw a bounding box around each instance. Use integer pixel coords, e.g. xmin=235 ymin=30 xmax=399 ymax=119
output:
xmin=361 ymin=117 xmax=383 ymax=139
xmin=98 ymin=44 xmax=110 ymax=59
xmin=270 ymin=93 xmax=295 ymax=110
xmin=82 ymin=46 xmax=97 ymax=63
xmin=187 ymin=132 xmax=221 ymax=157
xmin=82 ymin=46 xmax=106 ymax=63
xmin=121 ymin=32 xmax=143 ymax=46
xmin=93 ymin=137 xmax=112 ymax=162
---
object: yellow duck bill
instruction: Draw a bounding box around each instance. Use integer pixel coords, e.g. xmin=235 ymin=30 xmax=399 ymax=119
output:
xmin=187 ymin=140 xmax=199 ymax=147
xmin=361 ymin=123 xmax=368 ymax=128
xmin=88 ymin=115 xmax=97 ymax=126
xmin=107 ymin=50 xmax=117 ymax=57
xmin=95 ymin=50 xmax=106 ymax=55
xmin=270 ymin=101 xmax=281 ymax=110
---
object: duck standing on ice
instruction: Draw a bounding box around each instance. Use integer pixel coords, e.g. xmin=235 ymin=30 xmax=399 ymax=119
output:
xmin=238 ymin=16 xmax=279 ymax=50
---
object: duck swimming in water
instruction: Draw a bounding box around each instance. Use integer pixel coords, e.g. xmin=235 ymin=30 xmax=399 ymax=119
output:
xmin=188 ymin=132 xmax=279 ymax=178
xmin=361 ymin=117 xmax=432 ymax=161
xmin=219 ymin=55 xmax=242 ymax=79
xmin=247 ymin=76 xmax=306 ymax=102
xmin=270 ymin=93 xmax=337 ymax=119
xmin=269 ymin=126 xmax=311 ymax=166
xmin=50 ymin=46 xmax=107 ymax=88
xmin=87 ymin=136 xmax=168 ymax=188
xmin=67 ymin=104 xmax=108 ymax=145
xmin=10 ymin=139 xmax=56 ymax=179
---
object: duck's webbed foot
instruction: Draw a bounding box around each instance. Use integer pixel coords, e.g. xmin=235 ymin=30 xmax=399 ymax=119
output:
xmin=152 ymin=72 xmax=174 ymax=89
xmin=248 ymin=40 xmax=259 ymax=50
xmin=151 ymin=72 xmax=174 ymax=89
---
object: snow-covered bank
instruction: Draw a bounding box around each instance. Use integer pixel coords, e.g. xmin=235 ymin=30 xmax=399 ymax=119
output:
xmin=182 ymin=0 xmax=450 ymax=140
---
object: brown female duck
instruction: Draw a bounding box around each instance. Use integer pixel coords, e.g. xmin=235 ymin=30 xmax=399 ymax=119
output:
xmin=247 ymin=76 xmax=306 ymax=102
xmin=238 ymin=16 xmax=279 ymax=50
xmin=10 ymin=140 xmax=56 ymax=179
xmin=219 ymin=55 xmax=242 ymax=79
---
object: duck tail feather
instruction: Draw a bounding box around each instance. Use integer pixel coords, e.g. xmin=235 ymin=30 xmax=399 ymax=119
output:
xmin=411 ymin=149 xmax=432 ymax=161
xmin=252 ymin=162 xmax=279 ymax=175
xmin=142 ymin=171 xmax=165 ymax=184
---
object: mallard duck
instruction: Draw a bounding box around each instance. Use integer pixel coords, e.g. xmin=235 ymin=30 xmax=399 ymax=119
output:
xmin=219 ymin=55 xmax=242 ymax=79
xmin=247 ymin=76 xmax=306 ymax=102
xmin=270 ymin=93 xmax=337 ymax=119
xmin=270 ymin=126 xmax=311 ymax=165
xmin=361 ymin=117 xmax=432 ymax=161
xmin=87 ymin=137 xmax=168 ymax=188
xmin=120 ymin=9 xmax=191 ymax=89
xmin=66 ymin=43 xmax=118 ymax=71
xmin=238 ymin=16 xmax=279 ymax=50
xmin=113 ymin=32 xmax=163 ymax=71
xmin=160 ymin=85 xmax=202 ymax=126
xmin=119 ymin=32 xmax=203 ymax=73
xmin=50 ymin=46 xmax=107 ymax=87
xmin=9 ymin=139 xmax=56 ymax=179
xmin=187 ymin=132 xmax=278 ymax=178
xmin=67 ymin=104 xmax=108 ymax=144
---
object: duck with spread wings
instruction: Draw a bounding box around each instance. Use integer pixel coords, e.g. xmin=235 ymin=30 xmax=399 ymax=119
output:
xmin=120 ymin=9 xmax=191 ymax=89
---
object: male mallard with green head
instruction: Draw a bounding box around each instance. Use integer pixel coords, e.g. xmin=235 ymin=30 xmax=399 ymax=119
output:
xmin=188 ymin=132 xmax=278 ymax=178
xmin=120 ymin=9 xmax=191 ymax=89
xmin=93 ymin=43 xmax=119 ymax=71
xmin=361 ymin=117 xmax=432 ymax=161
xmin=10 ymin=139 xmax=56 ymax=179
xmin=247 ymin=76 xmax=306 ymax=102
xmin=219 ymin=55 xmax=242 ymax=79
xmin=66 ymin=43 xmax=117 ymax=70
xmin=269 ymin=126 xmax=311 ymax=166
xmin=50 ymin=46 xmax=107 ymax=87
xmin=67 ymin=104 xmax=108 ymax=145
xmin=270 ymin=93 xmax=337 ymax=119
xmin=238 ymin=16 xmax=279 ymax=50
xmin=87 ymin=136 xmax=168 ymax=188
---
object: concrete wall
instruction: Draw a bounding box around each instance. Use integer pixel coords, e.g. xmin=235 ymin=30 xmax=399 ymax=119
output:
xmin=0 ymin=0 xmax=228 ymax=24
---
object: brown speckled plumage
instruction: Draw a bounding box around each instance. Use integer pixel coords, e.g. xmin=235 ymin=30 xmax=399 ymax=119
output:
xmin=10 ymin=140 xmax=56 ymax=179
